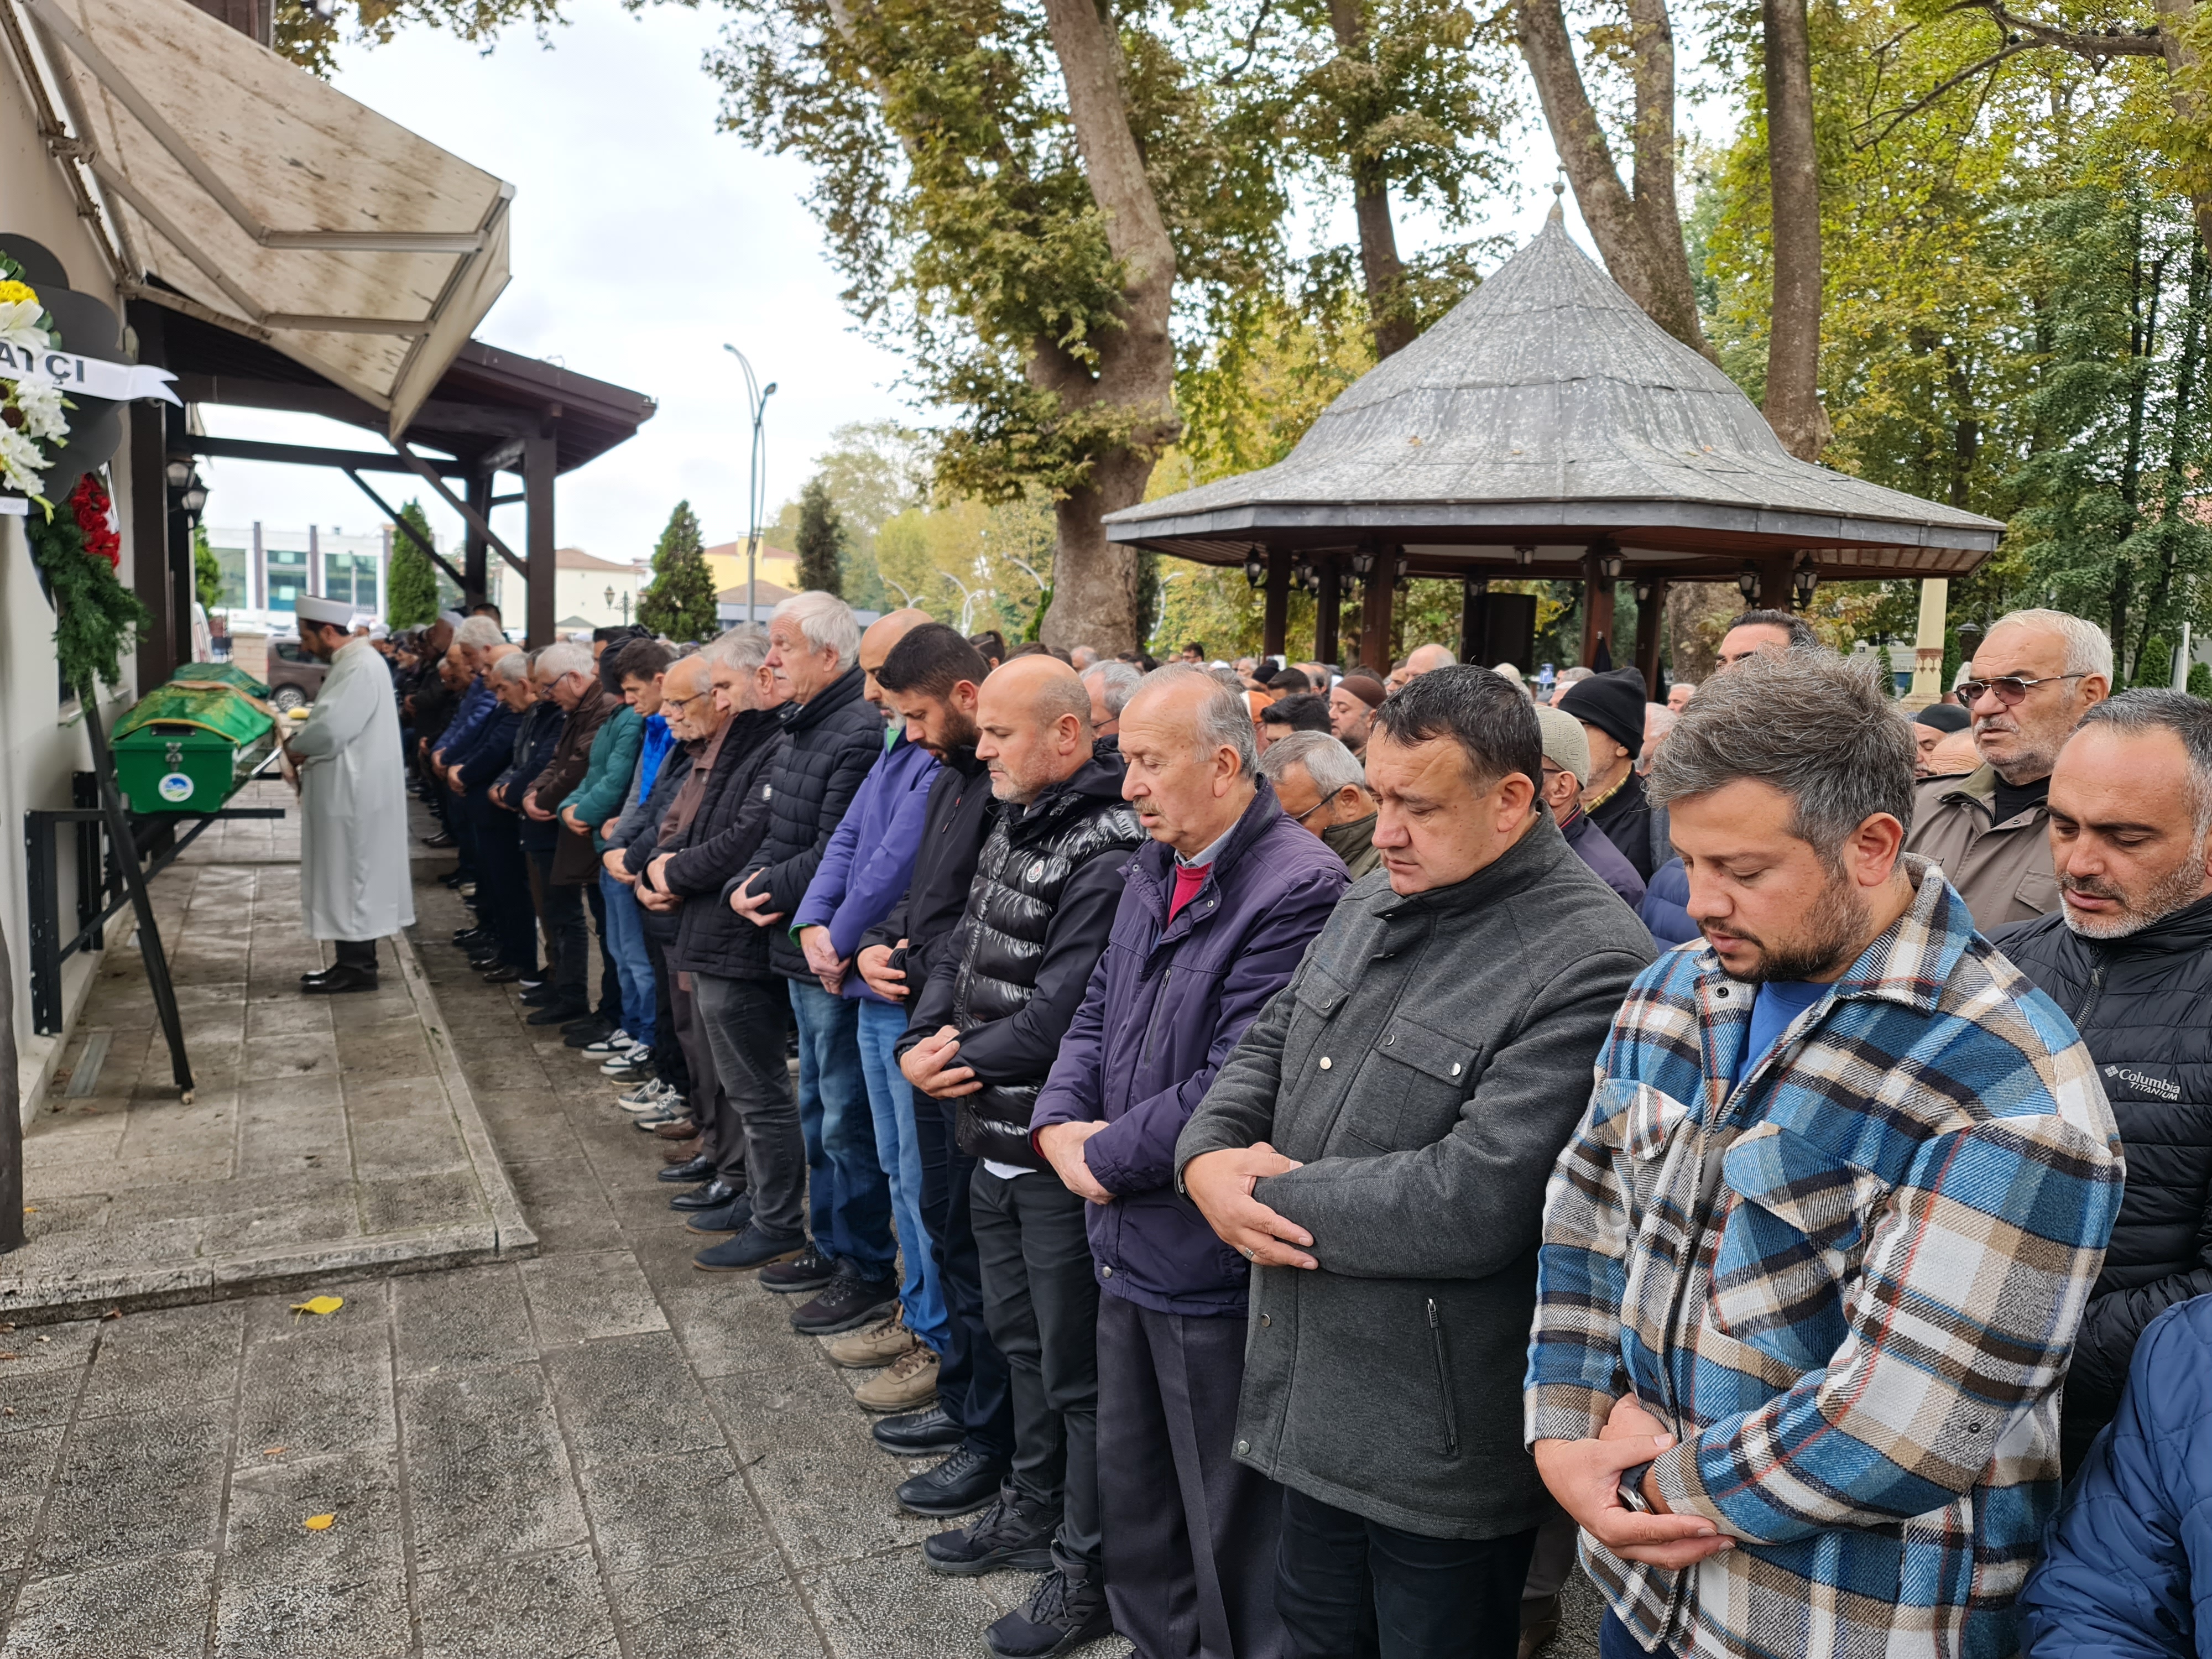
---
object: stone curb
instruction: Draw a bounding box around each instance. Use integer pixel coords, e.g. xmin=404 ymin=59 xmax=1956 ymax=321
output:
xmin=0 ymin=926 xmax=538 ymax=1326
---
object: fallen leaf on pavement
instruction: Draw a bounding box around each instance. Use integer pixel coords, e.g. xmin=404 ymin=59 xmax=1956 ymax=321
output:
xmin=302 ymin=1514 xmax=336 ymax=1531
xmin=290 ymin=1296 xmax=344 ymax=1317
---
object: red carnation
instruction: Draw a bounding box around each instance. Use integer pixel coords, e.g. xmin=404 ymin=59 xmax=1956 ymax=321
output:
xmin=69 ymin=474 xmax=120 ymax=568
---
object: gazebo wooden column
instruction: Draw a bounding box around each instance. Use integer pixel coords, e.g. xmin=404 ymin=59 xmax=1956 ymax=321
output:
xmin=1634 ymin=579 xmax=1668 ymax=696
xmin=1314 ymin=559 xmax=1342 ymax=664
xmin=1579 ymin=549 xmax=1617 ymax=669
xmin=1359 ymin=561 xmax=1396 ymax=671
xmin=1756 ymin=552 xmax=1797 ymax=612
xmin=1262 ymin=549 xmax=1291 ymax=657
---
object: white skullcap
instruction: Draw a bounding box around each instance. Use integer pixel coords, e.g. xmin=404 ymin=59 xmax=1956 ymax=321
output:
xmin=294 ymin=596 xmax=353 ymax=625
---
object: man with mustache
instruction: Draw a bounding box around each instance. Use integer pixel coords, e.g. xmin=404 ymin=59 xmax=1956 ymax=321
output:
xmin=1994 ymin=690 xmax=2212 ymax=1475
xmin=1903 ymin=607 xmax=2110 ymax=931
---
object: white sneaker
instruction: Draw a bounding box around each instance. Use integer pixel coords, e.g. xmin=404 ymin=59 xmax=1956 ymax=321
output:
xmin=618 ymin=1079 xmax=670 ymax=1112
xmin=583 ymin=1028 xmax=635 ymax=1056
xmin=601 ymin=1045 xmax=652 ymax=1076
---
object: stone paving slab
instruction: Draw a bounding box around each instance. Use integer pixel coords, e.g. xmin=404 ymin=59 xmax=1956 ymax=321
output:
xmin=0 ymin=781 xmax=533 ymax=1323
xmin=0 ymin=801 xmax=1605 ymax=1657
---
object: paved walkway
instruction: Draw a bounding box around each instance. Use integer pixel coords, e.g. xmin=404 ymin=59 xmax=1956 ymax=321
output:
xmin=2 ymin=782 xmax=529 ymax=1323
xmin=0 ymin=795 xmax=1603 ymax=1657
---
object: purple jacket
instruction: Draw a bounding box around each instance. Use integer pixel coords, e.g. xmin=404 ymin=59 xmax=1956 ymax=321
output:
xmin=791 ymin=731 xmax=941 ymax=1003
xmin=1031 ymin=780 xmax=1347 ymax=1316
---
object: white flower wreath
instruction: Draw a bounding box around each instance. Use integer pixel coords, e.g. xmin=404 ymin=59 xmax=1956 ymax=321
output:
xmin=0 ymin=276 xmax=71 ymax=505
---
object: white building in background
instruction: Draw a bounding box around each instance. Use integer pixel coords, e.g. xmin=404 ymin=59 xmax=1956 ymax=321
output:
xmin=487 ymin=546 xmax=648 ymax=633
xmin=202 ymin=524 xmax=392 ymax=627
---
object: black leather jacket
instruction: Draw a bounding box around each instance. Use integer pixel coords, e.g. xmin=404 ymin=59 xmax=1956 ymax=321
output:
xmin=901 ymin=754 xmax=1144 ymax=1169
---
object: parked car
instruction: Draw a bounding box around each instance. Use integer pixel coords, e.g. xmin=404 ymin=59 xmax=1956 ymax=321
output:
xmin=264 ymin=639 xmax=327 ymax=711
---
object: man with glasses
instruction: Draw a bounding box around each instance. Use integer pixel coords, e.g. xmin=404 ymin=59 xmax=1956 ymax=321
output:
xmin=1903 ymin=607 xmax=2111 ymax=931
xmin=1259 ymin=731 xmax=1380 ymax=878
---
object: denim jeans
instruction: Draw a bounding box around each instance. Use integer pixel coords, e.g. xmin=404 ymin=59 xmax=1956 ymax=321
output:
xmin=855 ymin=997 xmax=948 ymax=1351
xmin=788 ymin=979 xmax=895 ymax=1279
xmin=596 ymin=869 xmax=656 ymax=1048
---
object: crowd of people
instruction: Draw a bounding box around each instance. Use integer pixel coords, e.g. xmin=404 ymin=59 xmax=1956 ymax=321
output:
xmin=270 ymin=587 xmax=2212 ymax=1659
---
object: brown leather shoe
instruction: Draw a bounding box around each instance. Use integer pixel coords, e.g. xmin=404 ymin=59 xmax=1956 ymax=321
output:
xmin=660 ymin=1137 xmax=704 ymax=1162
xmin=653 ymin=1118 xmax=700 ymax=1141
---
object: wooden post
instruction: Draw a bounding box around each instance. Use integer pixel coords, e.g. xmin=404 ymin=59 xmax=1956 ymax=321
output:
xmin=1756 ymin=552 xmax=1796 ymax=611
xmin=463 ymin=470 xmax=491 ymax=612
xmin=126 ymin=302 xmax=177 ymax=691
xmin=1359 ymin=559 xmax=1396 ymax=672
xmin=1634 ymin=579 xmax=1668 ymax=696
xmin=1262 ymin=549 xmax=1290 ymax=658
xmin=1459 ymin=575 xmax=1488 ymax=667
xmin=524 ymin=434 xmax=558 ymax=648
xmin=1314 ymin=559 xmax=1342 ymax=665
xmin=1579 ymin=549 xmax=1616 ymax=668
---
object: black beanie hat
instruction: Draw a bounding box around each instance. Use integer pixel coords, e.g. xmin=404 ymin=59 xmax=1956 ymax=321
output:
xmin=1914 ymin=703 xmax=1970 ymax=733
xmin=1557 ymin=668 xmax=1648 ymax=761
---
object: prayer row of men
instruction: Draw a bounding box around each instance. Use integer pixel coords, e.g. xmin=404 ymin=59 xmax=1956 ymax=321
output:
xmin=275 ymin=588 xmax=2209 ymax=1659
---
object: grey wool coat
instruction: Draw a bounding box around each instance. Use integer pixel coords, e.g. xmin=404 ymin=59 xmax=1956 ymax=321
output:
xmin=1174 ymin=810 xmax=1654 ymax=1539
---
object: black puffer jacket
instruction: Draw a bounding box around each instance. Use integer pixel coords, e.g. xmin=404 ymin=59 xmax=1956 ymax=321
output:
xmin=1996 ymin=894 xmax=2212 ymax=1458
xmin=664 ymin=710 xmax=787 ymax=981
xmin=900 ymin=755 xmax=1144 ymax=1170
xmin=735 ymin=665 xmax=885 ymax=980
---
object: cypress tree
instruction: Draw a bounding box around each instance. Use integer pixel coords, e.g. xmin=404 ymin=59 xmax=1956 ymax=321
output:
xmin=387 ymin=499 xmax=440 ymax=628
xmin=639 ymin=499 xmax=718 ymax=641
xmin=795 ymin=477 xmax=844 ymax=597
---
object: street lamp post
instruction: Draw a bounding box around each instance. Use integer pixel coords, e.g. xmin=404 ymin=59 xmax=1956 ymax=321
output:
xmin=722 ymin=345 xmax=778 ymax=628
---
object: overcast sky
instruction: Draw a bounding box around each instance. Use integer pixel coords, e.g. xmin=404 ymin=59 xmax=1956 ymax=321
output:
xmin=196 ymin=1 xmax=1717 ymax=567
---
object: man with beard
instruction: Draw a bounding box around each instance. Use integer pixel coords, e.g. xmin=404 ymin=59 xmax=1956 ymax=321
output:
xmin=1903 ymin=607 xmax=2110 ymax=931
xmin=1527 ymin=650 xmax=2121 ymax=1659
xmin=1994 ymin=691 xmax=2212 ymax=1474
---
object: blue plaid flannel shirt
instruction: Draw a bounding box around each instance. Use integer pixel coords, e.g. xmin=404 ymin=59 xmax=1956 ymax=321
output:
xmin=1525 ymin=858 xmax=2121 ymax=1659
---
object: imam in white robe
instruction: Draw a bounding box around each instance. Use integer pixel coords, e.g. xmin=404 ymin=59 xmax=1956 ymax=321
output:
xmin=286 ymin=637 xmax=415 ymax=941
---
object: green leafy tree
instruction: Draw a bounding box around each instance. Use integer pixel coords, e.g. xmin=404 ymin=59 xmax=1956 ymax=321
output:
xmin=794 ymin=477 xmax=846 ymax=597
xmin=192 ymin=524 xmax=222 ymax=613
xmin=386 ymin=499 xmax=441 ymax=629
xmin=639 ymin=500 xmax=719 ymax=642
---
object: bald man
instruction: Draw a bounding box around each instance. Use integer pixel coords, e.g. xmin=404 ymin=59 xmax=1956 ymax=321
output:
xmin=894 ymin=653 xmax=1147 ymax=1656
xmin=788 ymin=608 xmax=957 ymax=1409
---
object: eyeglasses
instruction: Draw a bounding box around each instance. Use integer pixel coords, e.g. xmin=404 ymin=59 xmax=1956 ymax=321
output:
xmin=662 ymin=691 xmax=708 ymax=714
xmin=1288 ymin=797 xmax=1333 ymax=828
xmin=1958 ymin=672 xmax=2087 ymax=707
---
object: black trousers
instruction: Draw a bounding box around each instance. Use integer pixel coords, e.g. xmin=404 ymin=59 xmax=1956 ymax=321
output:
xmin=450 ymin=780 xmax=478 ymax=880
xmin=668 ymin=966 xmax=733 ymax=1177
xmin=528 ymin=851 xmax=588 ymax=1005
xmin=1098 ymin=1292 xmax=1284 ymax=1658
xmin=973 ymin=1167 xmax=1100 ymax=1569
xmin=333 ymin=938 xmax=378 ymax=969
xmin=583 ymin=876 xmax=620 ymax=1021
xmin=1276 ymin=1488 xmax=1535 ymax=1659
xmin=473 ymin=805 xmax=538 ymax=973
xmin=696 ymin=973 xmax=812 ymax=1235
xmin=916 ymin=1094 xmax=1014 ymax=1464
xmin=644 ymin=936 xmax=692 ymax=1099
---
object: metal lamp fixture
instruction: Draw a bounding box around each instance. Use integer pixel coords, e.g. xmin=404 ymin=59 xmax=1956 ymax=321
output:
xmin=1394 ymin=554 xmax=1408 ymax=590
xmin=164 ymin=458 xmax=194 ymax=489
xmin=1736 ymin=562 xmax=1760 ymax=601
xmin=1244 ymin=551 xmax=1266 ymax=589
xmin=1597 ymin=549 xmax=1624 ymax=582
xmin=1633 ymin=576 xmax=1657 ymax=606
xmin=1792 ymin=559 xmax=1819 ymax=608
xmin=1514 ymin=544 xmax=1535 ymax=567
xmin=1295 ymin=560 xmax=1317 ymax=594
xmin=1349 ymin=548 xmax=1375 ymax=580
xmin=180 ymin=482 xmax=207 ymax=513
xmin=1957 ymin=619 xmax=1985 ymax=660
xmin=1465 ymin=572 xmax=1490 ymax=598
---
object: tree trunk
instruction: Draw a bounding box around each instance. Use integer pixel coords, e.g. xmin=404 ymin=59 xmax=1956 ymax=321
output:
xmin=1517 ymin=0 xmax=1712 ymax=358
xmin=1761 ymin=0 xmax=1827 ymax=459
xmin=1327 ymin=0 xmax=1418 ymax=358
xmin=1036 ymin=0 xmax=1181 ymax=653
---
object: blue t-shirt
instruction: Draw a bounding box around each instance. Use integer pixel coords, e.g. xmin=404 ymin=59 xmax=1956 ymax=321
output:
xmin=1734 ymin=979 xmax=1828 ymax=1083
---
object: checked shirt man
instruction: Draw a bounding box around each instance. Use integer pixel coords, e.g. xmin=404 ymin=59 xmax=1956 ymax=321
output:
xmin=1525 ymin=650 xmax=2122 ymax=1659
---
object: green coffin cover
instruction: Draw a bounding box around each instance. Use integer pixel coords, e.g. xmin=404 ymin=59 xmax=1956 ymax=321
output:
xmin=168 ymin=661 xmax=273 ymax=701
xmin=114 ymin=683 xmax=276 ymax=747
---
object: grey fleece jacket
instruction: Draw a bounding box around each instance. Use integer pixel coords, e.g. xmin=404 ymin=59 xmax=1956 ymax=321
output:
xmin=1174 ymin=810 xmax=1653 ymax=1539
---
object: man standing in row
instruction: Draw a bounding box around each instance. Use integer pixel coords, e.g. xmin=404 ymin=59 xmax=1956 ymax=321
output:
xmin=1178 ymin=667 xmax=1653 ymax=1655
xmin=897 ymin=656 xmax=1145 ymax=1658
xmin=1905 ymin=607 xmax=2110 ymax=931
xmin=289 ymin=594 xmax=416 ymax=994
xmin=1035 ymin=666 xmax=1347 ymax=1659
xmin=1528 ymin=650 xmax=2120 ymax=1659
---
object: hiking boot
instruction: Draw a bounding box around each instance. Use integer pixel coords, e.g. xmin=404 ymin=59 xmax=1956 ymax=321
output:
xmin=791 ymin=1270 xmax=898 ymax=1336
xmin=984 ymin=1561 xmax=1113 ymax=1658
xmin=825 ymin=1309 xmax=916 ymax=1369
xmin=758 ymin=1240 xmax=837 ymax=1295
xmin=922 ymin=1486 xmax=1058 ymax=1578
xmin=693 ymin=1224 xmax=807 ymax=1273
xmin=853 ymin=1345 xmax=939 ymax=1413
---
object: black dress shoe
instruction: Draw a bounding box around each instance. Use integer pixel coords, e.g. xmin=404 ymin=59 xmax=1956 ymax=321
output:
xmin=467 ymin=953 xmax=500 ymax=971
xmin=525 ymin=1001 xmax=589 ymax=1026
xmin=873 ymin=1405 xmax=963 ymax=1456
xmin=480 ymin=965 xmax=524 ymax=984
xmin=670 ymin=1177 xmax=740 ymax=1212
xmin=452 ymin=930 xmax=489 ymax=950
xmin=300 ymin=964 xmax=379 ymax=995
xmin=422 ymin=831 xmax=455 ymax=848
xmin=561 ymin=1019 xmax=614 ymax=1047
xmin=519 ymin=985 xmax=562 ymax=1006
xmin=897 ymin=1447 xmax=1006 ymax=1518
xmin=657 ymin=1154 xmax=714 ymax=1184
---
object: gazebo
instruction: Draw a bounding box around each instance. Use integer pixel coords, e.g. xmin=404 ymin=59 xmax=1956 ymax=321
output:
xmin=1104 ymin=206 xmax=2002 ymax=687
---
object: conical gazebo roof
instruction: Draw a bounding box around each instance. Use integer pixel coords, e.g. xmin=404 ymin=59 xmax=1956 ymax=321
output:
xmin=1105 ymin=213 xmax=2001 ymax=583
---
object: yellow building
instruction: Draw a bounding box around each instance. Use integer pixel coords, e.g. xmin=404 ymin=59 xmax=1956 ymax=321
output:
xmin=704 ymin=540 xmax=800 ymax=597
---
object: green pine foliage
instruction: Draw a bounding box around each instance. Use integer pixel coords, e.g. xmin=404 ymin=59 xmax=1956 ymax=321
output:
xmin=795 ymin=478 xmax=845 ymax=597
xmin=640 ymin=500 xmax=718 ymax=641
xmin=386 ymin=500 xmax=441 ymax=629
xmin=192 ymin=524 xmax=222 ymax=613
xmin=2191 ymin=661 xmax=2212 ymax=698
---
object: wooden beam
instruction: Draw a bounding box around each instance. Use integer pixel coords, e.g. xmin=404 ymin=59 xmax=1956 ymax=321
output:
xmin=1314 ymin=559 xmax=1342 ymax=665
xmin=340 ymin=469 xmax=471 ymax=594
xmin=1634 ymin=578 xmax=1669 ymax=697
xmin=387 ymin=441 xmax=529 ymax=580
xmin=524 ymin=434 xmax=557 ymax=648
xmin=1756 ymin=552 xmax=1797 ymax=611
xmin=1262 ymin=549 xmax=1290 ymax=658
xmin=181 ymin=434 xmax=468 ymax=476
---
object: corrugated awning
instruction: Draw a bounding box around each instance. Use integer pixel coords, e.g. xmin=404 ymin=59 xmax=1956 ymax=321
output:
xmin=3 ymin=0 xmax=512 ymax=434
